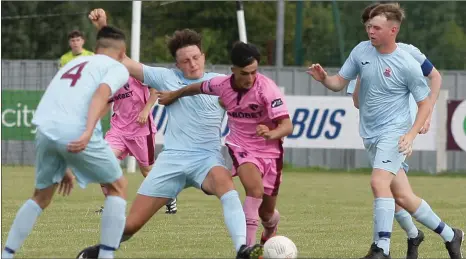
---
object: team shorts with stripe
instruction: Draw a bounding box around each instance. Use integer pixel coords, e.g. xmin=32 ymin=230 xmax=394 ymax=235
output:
xmin=226 ymin=144 xmax=283 ymax=196
xmin=105 ymin=129 xmax=155 ymax=167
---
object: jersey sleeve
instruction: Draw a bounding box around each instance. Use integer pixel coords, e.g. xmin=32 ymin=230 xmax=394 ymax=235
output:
xmin=100 ymin=64 xmax=130 ymax=95
xmin=405 ymin=58 xmax=430 ymax=103
xmin=398 ymin=43 xmax=433 ymax=76
xmin=200 ymin=76 xmax=227 ymax=96
xmin=142 ymin=65 xmax=172 ymax=91
xmin=338 ymin=43 xmax=362 ymax=81
xmin=261 ymin=82 xmax=289 ymax=121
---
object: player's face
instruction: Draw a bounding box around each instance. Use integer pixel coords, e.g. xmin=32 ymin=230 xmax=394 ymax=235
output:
xmin=232 ymin=60 xmax=258 ymax=90
xmin=175 ymin=45 xmax=205 ymax=80
xmin=69 ymin=37 xmax=84 ymax=53
xmin=367 ymin=15 xmax=397 ymax=47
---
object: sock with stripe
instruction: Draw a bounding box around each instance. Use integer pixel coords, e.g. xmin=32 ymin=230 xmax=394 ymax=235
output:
xmin=374 ymin=198 xmax=395 ymax=256
xmin=412 ymin=199 xmax=454 ymax=242
xmin=98 ymin=196 xmax=127 ymax=258
xmin=2 ymin=199 xmax=42 ymax=259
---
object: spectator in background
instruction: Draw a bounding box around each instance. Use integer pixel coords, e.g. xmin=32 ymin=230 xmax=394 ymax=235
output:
xmin=59 ymin=30 xmax=94 ymax=68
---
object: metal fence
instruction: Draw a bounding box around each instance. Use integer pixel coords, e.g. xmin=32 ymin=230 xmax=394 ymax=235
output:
xmin=2 ymin=60 xmax=465 ymax=172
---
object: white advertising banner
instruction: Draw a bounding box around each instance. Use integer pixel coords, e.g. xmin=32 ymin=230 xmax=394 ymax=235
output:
xmin=152 ymin=95 xmax=437 ymax=151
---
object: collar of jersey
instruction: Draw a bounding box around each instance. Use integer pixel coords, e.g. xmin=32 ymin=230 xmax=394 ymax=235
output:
xmin=229 ymin=74 xmax=253 ymax=93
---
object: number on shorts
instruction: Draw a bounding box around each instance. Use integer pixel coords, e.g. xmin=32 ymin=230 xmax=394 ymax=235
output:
xmin=60 ymin=61 xmax=89 ymax=87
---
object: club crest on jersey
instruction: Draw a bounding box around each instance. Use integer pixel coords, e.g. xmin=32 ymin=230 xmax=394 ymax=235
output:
xmin=383 ymin=67 xmax=392 ymax=77
xmin=271 ymin=98 xmax=283 ymax=108
xmin=249 ymin=104 xmax=259 ymax=111
xmin=123 ymin=83 xmax=130 ymax=91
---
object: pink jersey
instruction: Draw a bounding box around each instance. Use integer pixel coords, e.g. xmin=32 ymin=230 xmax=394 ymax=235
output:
xmin=109 ymin=77 xmax=157 ymax=137
xmin=201 ymin=73 xmax=289 ymax=158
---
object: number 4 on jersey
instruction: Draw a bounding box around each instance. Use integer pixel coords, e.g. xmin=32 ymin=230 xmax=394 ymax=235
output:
xmin=61 ymin=61 xmax=88 ymax=87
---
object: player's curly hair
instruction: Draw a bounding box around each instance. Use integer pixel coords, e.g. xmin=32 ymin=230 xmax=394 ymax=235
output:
xmin=369 ymin=2 xmax=405 ymax=24
xmin=166 ymin=29 xmax=202 ymax=58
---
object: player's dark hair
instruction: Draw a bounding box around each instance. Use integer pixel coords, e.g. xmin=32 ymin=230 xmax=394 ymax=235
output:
xmin=230 ymin=42 xmax=261 ymax=68
xmin=167 ymin=29 xmax=202 ymax=58
xmin=96 ymin=26 xmax=126 ymax=49
xmin=68 ymin=30 xmax=85 ymax=39
xmin=361 ymin=3 xmax=380 ymax=24
xmin=369 ymin=2 xmax=405 ymax=24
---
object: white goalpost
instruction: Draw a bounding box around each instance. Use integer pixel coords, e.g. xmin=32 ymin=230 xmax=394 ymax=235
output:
xmin=126 ymin=0 xmax=142 ymax=174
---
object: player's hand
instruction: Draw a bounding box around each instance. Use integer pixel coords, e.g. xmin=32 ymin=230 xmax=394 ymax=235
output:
xmin=158 ymin=91 xmax=178 ymax=106
xmin=88 ymin=8 xmax=107 ymax=29
xmin=398 ymin=134 xmax=415 ymax=155
xmin=306 ymin=64 xmax=328 ymax=82
xmin=419 ymin=114 xmax=432 ymax=134
xmin=67 ymin=131 xmax=92 ymax=153
xmin=58 ymin=169 xmax=75 ymax=196
xmin=257 ymin=124 xmax=276 ymax=140
xmin=137 ymin=109 xmax=150 ymax=125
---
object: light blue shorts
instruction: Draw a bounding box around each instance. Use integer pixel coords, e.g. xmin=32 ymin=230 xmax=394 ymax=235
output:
xmin=137 ymin=150 xmax=226 ymax=199
xmin=34 ymin=129 xmax=122 ymax=189
xmin=363 ymin=134 xmax=409 ymax=175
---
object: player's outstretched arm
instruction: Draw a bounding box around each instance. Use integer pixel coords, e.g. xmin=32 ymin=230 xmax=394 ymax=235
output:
xmin=307 ymin=64 xmax=349 ymax=92
xmin=158 ymin=82 xmax=203 ymax=106
xmin=88 ymin=9 xmax=144 ymax=82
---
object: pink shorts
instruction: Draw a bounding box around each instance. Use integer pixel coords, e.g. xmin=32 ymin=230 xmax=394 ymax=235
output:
xmin=105 ymin=130 xmax=155 ymax=167
xmin=226 ymin=144 xmax=283 ymax=196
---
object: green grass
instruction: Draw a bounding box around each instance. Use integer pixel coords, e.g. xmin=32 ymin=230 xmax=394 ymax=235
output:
xmin=2 ymin=166 xmax=465 ymax=258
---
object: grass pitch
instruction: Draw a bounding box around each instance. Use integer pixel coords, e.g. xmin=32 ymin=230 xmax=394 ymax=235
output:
xmin=1 ymin=166 xmax=465 ymax=258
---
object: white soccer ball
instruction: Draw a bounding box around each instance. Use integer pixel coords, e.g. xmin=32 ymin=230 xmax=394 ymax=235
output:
xmin=263 ymin=235 xmax=298 ymax=259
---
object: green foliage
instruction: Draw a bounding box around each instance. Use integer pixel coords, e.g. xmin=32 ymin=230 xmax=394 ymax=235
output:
xmin=1 ymin=1 xmax=465 ymax=69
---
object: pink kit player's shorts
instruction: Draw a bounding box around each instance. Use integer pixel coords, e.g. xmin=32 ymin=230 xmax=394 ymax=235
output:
xmin=226 ymin=144 xmax=283 ymax=196
xmin=105 ymin=130 xmax=155 ymax=167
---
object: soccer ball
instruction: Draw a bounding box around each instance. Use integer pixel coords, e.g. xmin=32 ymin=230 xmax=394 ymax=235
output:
xmin=263 ymin=235 xmax=298 ymax=259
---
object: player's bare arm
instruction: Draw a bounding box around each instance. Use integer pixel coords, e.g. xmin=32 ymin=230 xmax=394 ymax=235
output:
xmin=307 ymin=64 xmax=349 ymax=92
xmin=398 ymin=98 xmax=431 ymax=154
xmin=256 ymin=117 xmax=293 ymax=140
xmin=158 ymin=82 xmax=203 ymax=106
xmin=68 ymin=84 xmax=112 ymax=153
xmin=137 ymin=88 xmax=159 ymax=125
xmin=89 ymin=9 xmax=144 ymax=82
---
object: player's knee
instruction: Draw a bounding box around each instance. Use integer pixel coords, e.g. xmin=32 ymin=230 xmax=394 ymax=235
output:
xmin=245 ymin=187 xmax=264 ymax=199
xmin=205 ymin=167 xmax=235 ymax=197
xmin=104 ymin=176 xmax=128 ymax=199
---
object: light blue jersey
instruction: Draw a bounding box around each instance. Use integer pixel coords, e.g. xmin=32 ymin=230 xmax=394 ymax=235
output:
xmin=345 ymin=41 xmax=434 ymax=124
xmin=143 ymin=65 xmax=225 ymax=153
xmin=32 ymin=55 xmax=129 ymax=189
xmin=139 ymin=65 xmax=227 ymax=199
xmin=339 ymin=41 xmax=430 ymax=139
xmin=33 ymin=55 xmax=129 ymax=142
xmin=346 ymin=41 xmax=432 ymax=95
